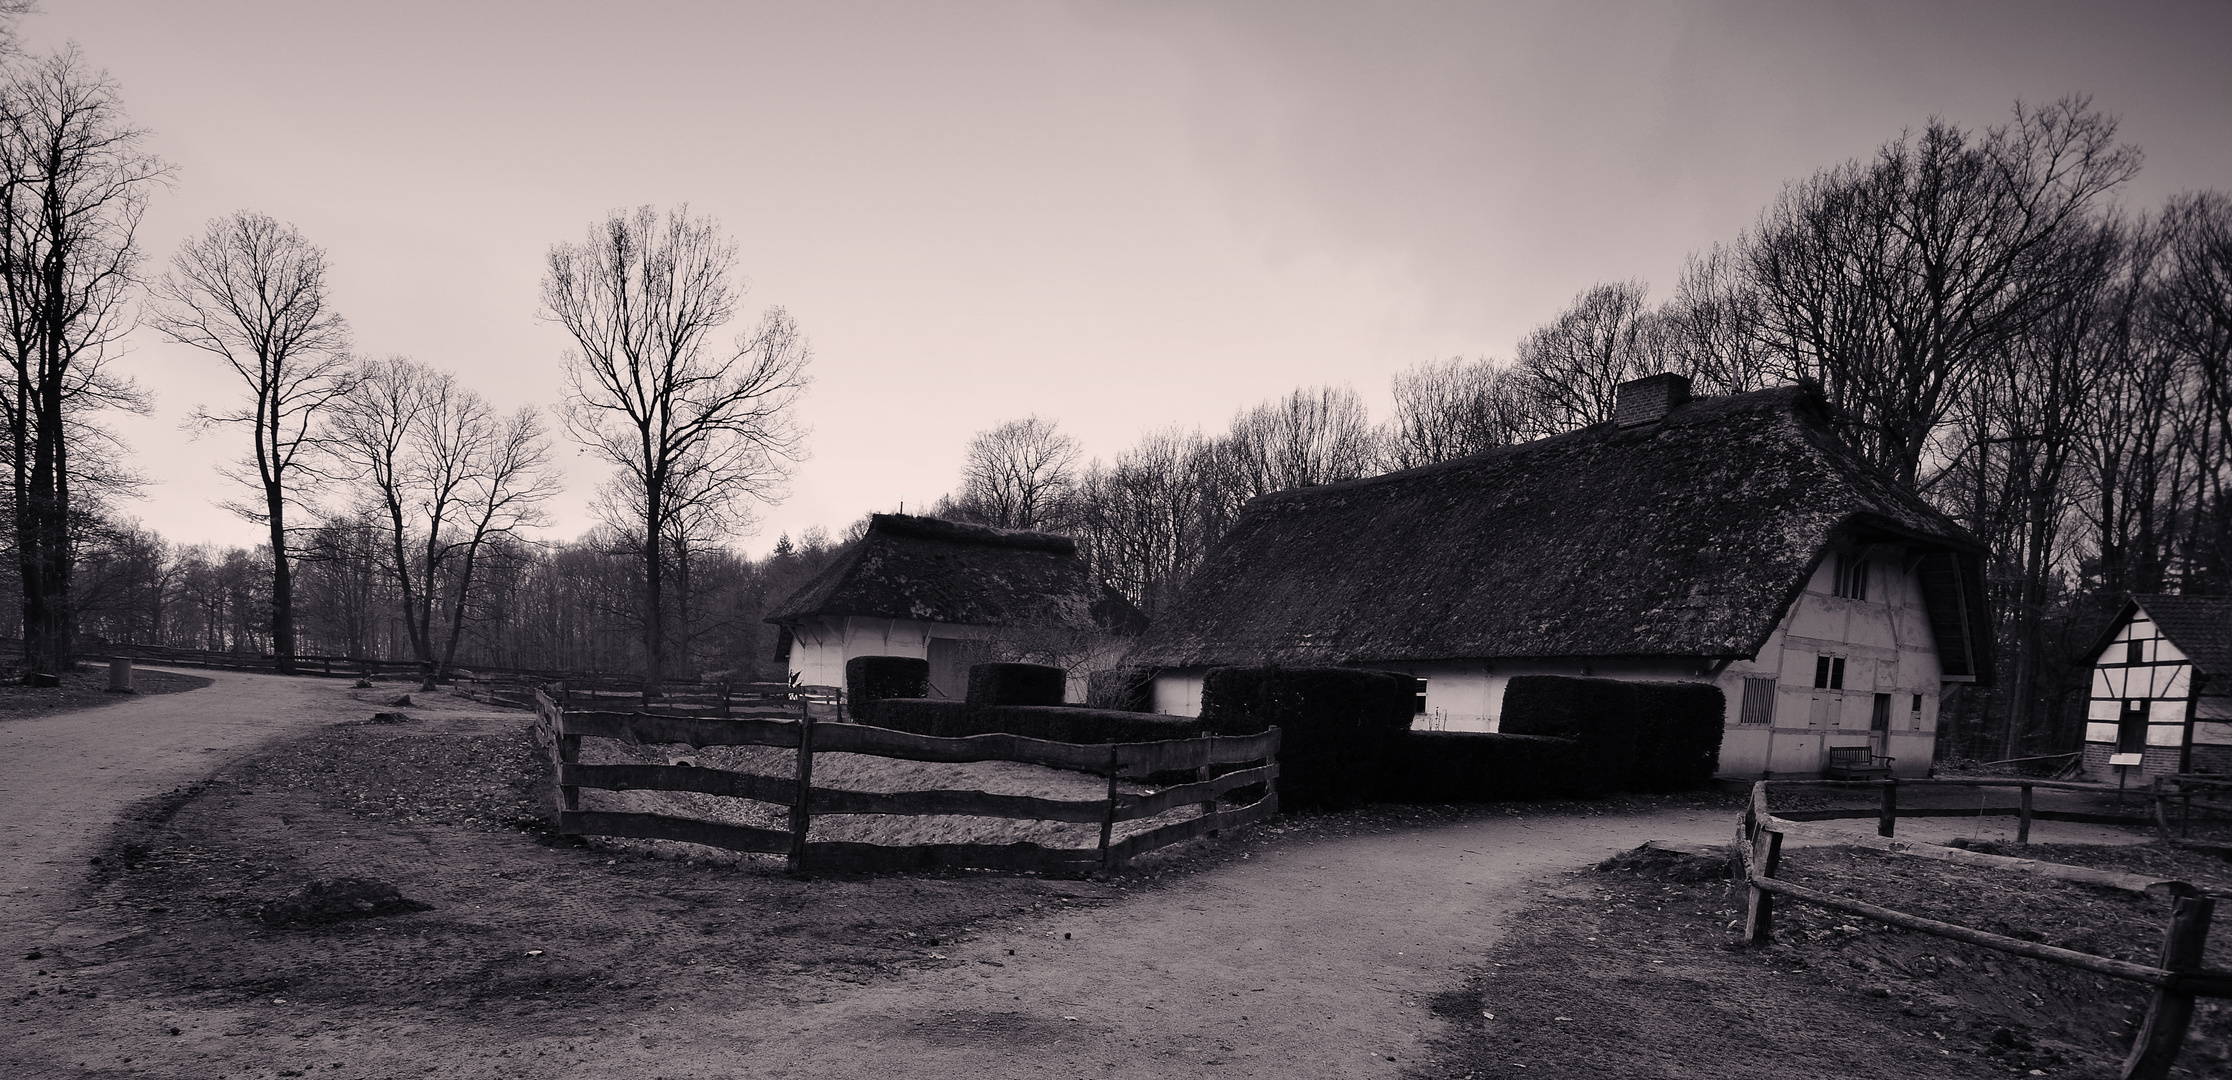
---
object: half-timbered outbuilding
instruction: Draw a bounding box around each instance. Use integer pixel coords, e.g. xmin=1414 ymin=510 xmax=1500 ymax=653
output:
xmin=2080 ymin=594 xmax=2232 ymax=781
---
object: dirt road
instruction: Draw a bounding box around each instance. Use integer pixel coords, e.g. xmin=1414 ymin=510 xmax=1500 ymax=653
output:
xmin=0 ymin=670 xmax=335 ymax=958
xmin=4 ymin=671 xmax=1751 ymax=1078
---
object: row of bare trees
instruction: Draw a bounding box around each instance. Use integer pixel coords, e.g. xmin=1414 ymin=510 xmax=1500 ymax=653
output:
xmin=939 ymin=97 xmax=2232 ymax=764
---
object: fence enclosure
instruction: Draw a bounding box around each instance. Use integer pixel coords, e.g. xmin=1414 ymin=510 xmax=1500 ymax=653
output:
xmin=533 ymin=689 xmax=1279 ymax=876
xmin=1738 ymin=779 xmax=2230 ymax=1080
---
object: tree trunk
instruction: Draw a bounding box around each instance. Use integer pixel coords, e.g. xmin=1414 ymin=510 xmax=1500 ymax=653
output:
xmin=266 ymin=482 xmax=296 ymax=675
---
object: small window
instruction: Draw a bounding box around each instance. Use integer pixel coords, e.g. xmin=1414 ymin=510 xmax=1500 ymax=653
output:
xmin=1739 ymin=677 xmax=1776 ymax=724
xmin=1412 ymin=678 xmax=1428 ymax=715
xmin=1814 ymin=655 xmax=1831 ymax=689
xmin=1833 ymin=553 xmax=1869 ymax=600
xmin=1910 ymin=693 xmax=1923 ymax=713
xmin=2127 ymin=639 xmax=2145 ymax=666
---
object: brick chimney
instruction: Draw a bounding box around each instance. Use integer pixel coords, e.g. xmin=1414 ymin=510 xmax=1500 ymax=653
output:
xmin=1612 ymin=373 xmax=1692 ymax=427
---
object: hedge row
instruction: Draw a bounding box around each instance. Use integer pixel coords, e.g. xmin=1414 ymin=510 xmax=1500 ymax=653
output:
xmin=1399 ymin=676 xmax=1725 ymax=801
xmin=1397 ymin=732 xmax=1581 ymax=802
xmin=1200 ymin=666 xmax=1415 ymax=811
xmin=868 ymin=698 xmax=1203 ymax=745
xmin=844 ymin=656 xmax=929 ymax=722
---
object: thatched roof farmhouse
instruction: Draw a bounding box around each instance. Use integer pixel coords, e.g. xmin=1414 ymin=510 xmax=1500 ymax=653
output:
xmin=1126 ymin=375 xmax=1993 ymax=780
xmin=2078 ymin=594 xmax=2232 ymax=783
xmin=767 ymin=513 xmax=1139 ymax=701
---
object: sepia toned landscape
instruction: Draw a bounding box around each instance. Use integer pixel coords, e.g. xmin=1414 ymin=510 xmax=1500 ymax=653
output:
xmin=2 ymin=3 xmax=2232 ymax=1078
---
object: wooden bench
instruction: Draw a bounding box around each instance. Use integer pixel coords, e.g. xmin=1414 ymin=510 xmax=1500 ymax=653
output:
xmin=1823 ymin=744 xmax=1894 ymax=781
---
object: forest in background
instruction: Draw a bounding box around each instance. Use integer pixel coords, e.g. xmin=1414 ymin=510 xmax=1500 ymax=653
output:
xmin=0 ymin=0 xmax=2226 ymax=771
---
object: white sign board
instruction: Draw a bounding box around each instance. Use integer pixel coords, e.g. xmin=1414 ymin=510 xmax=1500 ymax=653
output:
xmin=2108 ymin=752 xmax=2145 ymax=767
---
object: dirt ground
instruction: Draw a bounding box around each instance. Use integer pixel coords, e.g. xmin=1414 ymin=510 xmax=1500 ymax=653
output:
xmin=2 ymin=670 xmax=2222 ymax=1078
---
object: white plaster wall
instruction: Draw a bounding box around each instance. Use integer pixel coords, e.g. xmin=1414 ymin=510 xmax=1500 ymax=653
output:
xmin=786 ymin=616 xmax=1000 ymax=699
xmin=2080 ymin=608 xmax=2198 ymax=778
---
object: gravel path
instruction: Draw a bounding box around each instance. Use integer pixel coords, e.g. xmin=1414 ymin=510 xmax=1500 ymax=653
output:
xmin=0 ymin=669 xmax=335 ymax=959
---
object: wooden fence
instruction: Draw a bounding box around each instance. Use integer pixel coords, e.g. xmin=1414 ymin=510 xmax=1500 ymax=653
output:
xmin=532 ymin=689 xmax=1280 ymax=876
xmin=1738 ymin=780 xmax=2230 ymax=1080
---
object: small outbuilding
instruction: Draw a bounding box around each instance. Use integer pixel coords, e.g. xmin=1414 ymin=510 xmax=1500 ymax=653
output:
xmin=1123 ymin=375 xmax=1995 ymax=781
xmin=766 ymin=513 xmax=1138 ymax=702
xmin=2079 ymin=594 xmax=2232 ymax=782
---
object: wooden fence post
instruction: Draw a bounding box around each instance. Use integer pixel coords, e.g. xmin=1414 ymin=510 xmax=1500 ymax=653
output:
xmin=2122 ymin=892 xmax=2216 ymax=1080
xmin=1098 ymin=746 xmax=1121 ymax=873
xmin=1877 ymin=779 xmax=1897 ymax=838
xmin=2018 ymin=784 xmax=2033 ymax=844
xmin=787 ymin=710 xmax=816 ymax=875
xmin=552 ymin=700 xmax=581 ymax=815
xmin=1744 ymin=827 xmax=1783 ymax=946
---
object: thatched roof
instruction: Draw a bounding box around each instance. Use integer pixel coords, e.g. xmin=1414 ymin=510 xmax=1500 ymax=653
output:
xmin=2105 ymin=595 xmax=2232 ymax=678
xmin=1126 ymin=384 xmax=1992 ymax=676
xmin=767 ymin=513 xmax=1137 ymax=632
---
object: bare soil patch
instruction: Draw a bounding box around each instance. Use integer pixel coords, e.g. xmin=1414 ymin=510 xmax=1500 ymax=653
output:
xmin=1415 ymin=839 xmax=2232 ymax=1079
xmin=0 ymin=665 xmax=211 ymax=722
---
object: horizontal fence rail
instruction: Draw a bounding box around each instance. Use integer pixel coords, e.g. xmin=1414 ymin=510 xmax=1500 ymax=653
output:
xmin=534 ymin=690 xmax=1279 ymax=876
xmin=1738 ymin=780 xmax=2228 ymax=1080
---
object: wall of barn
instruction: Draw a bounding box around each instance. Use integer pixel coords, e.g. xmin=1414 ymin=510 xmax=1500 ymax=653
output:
xmin=1149 ymin=544 xmax=1949 ymax=780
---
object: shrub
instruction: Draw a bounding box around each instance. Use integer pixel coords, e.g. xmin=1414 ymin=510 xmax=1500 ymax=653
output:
xmin=844 ymin=656 xmax=930 ymax=723
xmin=966 ymin=663 xmax=1067 ymax=707
xmin=865 ymin=699 xmax=1203 ymax=745
xmin=1627 ymin=681 xmax=1726 ymax=792
xmin=1085 ymin=664 xmax=1156 ymax=713
xmin=1199 ymin=666 xmax=1415 ymax=811
xmin=1499 ymin=676 xmax=1639 ymax=797
xmin=1394 ymin=731 xmax=1581 ymax=802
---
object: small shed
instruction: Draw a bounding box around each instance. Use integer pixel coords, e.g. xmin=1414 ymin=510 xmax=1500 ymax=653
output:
xmin=766 ymin=513 xmax=1138 ymax=702
xmin=2079 ymin=594 xmax=2232 ymax=781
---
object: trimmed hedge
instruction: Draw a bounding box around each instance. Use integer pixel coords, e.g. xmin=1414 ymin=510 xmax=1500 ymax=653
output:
xmin=1498 ymin=676 xmax=1639 ymax=797
xmin=1199 ymin=666 xmax=1415 ymax=811
xmin=844 ymin=655 xmax=929 ymax=723
xmin=966 ymin=663 xmax=1067 ymax=707
xmin=1627 ymin=681 xmax=1726 ymax=792
xmin=867 ymin=698 xmax=1203 ymax=744
xmin=1395 ymin=731 xmax=1581 ymax=802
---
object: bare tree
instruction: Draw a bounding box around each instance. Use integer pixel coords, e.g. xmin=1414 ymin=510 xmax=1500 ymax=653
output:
xmin=1743 ymin=97 xmax=2141 ymax=487
xmin=330 ymin=356 xmax=557 ymax=683
xmin=148 ymin=211 xmax=353 ymax=674
xmin=1660 ymin=244 xmax=1782 ymax=395
xmin=0 ymin=46 xmax=166 ymax=676
xmin=1511 ymin=280 xmax=1666 ymax=435
xmin=946 ymin=415 xmax=1081 ymax=531
xmin=1383 ymin=356 xmax=1529 ymax=469
xmin=542 ymin=205 xmax=809 ymax=692
xmin=1076 ymin=426 xmax=1231 ymax=618
xmin=1222 ymin=384 xmax=1379 ymax=498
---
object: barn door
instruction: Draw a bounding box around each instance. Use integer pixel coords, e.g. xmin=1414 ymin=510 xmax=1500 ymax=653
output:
xmin=926 ymin=638 xmax=964 ymax=700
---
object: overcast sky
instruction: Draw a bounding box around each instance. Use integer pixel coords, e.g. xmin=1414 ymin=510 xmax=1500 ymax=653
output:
xmin=26 ymin=0 xmax=2232 ymax=557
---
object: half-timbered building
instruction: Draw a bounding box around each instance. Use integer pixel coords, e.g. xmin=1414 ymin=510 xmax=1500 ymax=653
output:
xmin=2080 ymin=595 xmax=2232 ymax=782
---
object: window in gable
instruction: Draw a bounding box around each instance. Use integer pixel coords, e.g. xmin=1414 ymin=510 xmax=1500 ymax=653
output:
xmin=1814 ymin=655 xmax=1845 ymax=690
xmin=1833 ymin=553 xmax=1869 ymax=600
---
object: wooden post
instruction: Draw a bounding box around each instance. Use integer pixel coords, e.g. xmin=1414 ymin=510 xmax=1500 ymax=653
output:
xmin=555 ymin=697 xmax=581 ymax=814
xmin=2017 ymin=784 xmax=2033 ymax=844
xmin=1098 ymin=746 xmax=1121 ymax=873
xmin=1877 ymin=779 xmax=1897 ymax=838
xmin=2121 ymin=892 xmax=2216 ymax=1080
xmin=786 ymin=710 xmax=816 ymax=875
xmin=1744 ymin=827 xmax=1783 ymax=946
